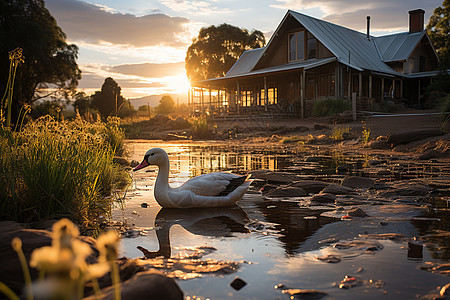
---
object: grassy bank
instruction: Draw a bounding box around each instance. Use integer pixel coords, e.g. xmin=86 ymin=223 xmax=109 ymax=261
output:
xmin=0 ymin=116 xmax=130 ymax=230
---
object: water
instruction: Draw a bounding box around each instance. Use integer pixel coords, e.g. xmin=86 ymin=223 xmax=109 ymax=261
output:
xmin=113 ymin=141 xmax=450 ymax=299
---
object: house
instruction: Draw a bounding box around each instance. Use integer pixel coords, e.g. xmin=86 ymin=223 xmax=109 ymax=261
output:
xmin=188 ymin=9 xmax=440 ymax=118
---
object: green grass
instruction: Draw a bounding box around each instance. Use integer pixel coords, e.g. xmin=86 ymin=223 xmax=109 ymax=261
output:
xmin=0 ymin=116 xmax=130 ymax=229
xmin=312 ymin=98 xmax=352 ymax=117
xmin=331 ymin=126 xmax=349 ymax=140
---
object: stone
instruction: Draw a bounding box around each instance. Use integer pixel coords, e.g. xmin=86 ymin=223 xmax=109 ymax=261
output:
xmin=316 ymin=255 xmax=341 ymax=263
xmin=314 ymin=124 xmax=329 ymax=130
xmin=387 ymin=129 xmax=445 ymax=146
xmin=0 ymin=221 xmax=97 ymax=295
xmin=418 ymin=149 xmax=440 ymax=160
xmin=260 ymin=184 xmax=278 ymax=194
xmin=86 ymin=270 xmax=184 ymax=300
xmin=336 ymin=165 xmax=348 ymax=174
xmin=141 ymin=203 xmax=148 ymax=208
xmin=321 ymin=184 xmax=356 ymax=195
xmin=347 ymin=208 xmax=369 ymax=218
xmin=289 ymin=181 xmax=330 ymax=194
xmin=264 ymin=186 xmax=307 ymax=198
xmin=368 ymin=139 xmax=390 ymax=149
xmin=440 ymin=283 xmax=450 ymax=296
xmin=342 ymin=176 xmax=375 ymax=189
xmin=281 ymin=288 xmax=328 ymax=298
xmin=378 ymin=182 xmax=433 ymax=198
xmin=230 ymin=277 xmax=247 ymax=290
xmin=407 ymin=240 xmax=423 ymax=259
xmin=310 ymin=193 xmax=337 ymax=203
xmin=249 ymin=170 xmax=302 ymax=184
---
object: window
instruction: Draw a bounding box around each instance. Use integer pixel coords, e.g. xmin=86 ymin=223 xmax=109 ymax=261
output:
xmin=307 ymin=33 xmax=317 ymax=59
xmin=268 ymin=88 xmax=278 ymax=105
xmin=289 ymin=31 xmax=304 ymax=61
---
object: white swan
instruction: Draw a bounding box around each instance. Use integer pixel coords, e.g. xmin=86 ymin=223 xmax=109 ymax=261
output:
xmin=133 ymin=148 xmax=252 ymax=208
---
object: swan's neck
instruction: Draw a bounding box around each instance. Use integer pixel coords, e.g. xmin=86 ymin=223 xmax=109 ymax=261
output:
xmin=154 ymin=158 xmax=173 ymax=206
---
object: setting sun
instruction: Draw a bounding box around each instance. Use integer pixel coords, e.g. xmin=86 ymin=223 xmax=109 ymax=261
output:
xmin=164 ymin=73 xmax=192 ymax=95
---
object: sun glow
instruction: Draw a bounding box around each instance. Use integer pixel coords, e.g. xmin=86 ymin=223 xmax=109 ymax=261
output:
xmin=164 ymin=73 xmax=192 ymax=94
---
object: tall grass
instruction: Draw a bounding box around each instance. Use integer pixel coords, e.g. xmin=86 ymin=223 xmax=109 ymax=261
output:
xmin=0 ymin=115 xmax=130 ymax=229
xmin=189 ymin=117 xmax=210 ymax=139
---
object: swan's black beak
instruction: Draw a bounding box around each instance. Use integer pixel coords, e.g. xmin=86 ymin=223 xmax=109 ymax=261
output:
xmin=133 ymin=160 xmax=149 ymax=171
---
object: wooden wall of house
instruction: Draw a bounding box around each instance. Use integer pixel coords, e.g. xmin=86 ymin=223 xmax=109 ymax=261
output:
xmin=407 ymin=37 xmax=439 ymax=73
xmin=254 ymin=15 xmax=334 ymax=70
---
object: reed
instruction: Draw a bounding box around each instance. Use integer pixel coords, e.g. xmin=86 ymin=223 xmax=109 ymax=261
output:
xmin=0 ymin=116 xmax=130 ymax=229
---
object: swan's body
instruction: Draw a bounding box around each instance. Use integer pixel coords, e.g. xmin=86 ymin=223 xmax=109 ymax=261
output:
xmin=133 ymin=148 xmax=251 ymax=208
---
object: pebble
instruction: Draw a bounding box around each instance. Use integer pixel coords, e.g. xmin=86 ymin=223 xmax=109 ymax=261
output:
xmin=141 ymin=203 xmax=148 ymax=208
xmin=230 ymin=277 xmax=247 ymax=290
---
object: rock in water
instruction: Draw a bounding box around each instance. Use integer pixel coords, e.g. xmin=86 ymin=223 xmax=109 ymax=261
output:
xmin=230 ymin=277 xmax=247 ymax=290
xmin=342 ymin=176 xmax=375 ymax=189
xmin=86 ymin=270 xmax=183 ymax=300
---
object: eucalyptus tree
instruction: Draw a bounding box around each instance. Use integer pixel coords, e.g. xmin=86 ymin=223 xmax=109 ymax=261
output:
xmin=185 ymin=24 xmax=265 ymax=82
xmin=0 ymin=0 xmax=81 ymax=123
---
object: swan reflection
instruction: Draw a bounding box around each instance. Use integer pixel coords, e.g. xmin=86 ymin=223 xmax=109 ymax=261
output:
xmin=138 ymin=206 xmax=250 ymax=258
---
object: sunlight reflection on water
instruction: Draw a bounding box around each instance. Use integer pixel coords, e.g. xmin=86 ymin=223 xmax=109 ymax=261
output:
xmin=112 ymin=141 xmax=449 ymax=300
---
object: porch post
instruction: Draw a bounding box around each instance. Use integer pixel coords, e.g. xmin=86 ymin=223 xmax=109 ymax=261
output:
xmin=264 ymin=76 xmax=268 ymax=111
xmin=347 ymin=68 xmax=352 ymax=99
xmin=209 ymin=85 xmax=212 ymax=115
xmin=400 ymin=79 xmax=403 ymax=99
xmin=418 ymin=79 xmax=421 ymax=104
xmin=187 ymin=88 xmax=190 ymax=113
xmin=335 ymin=64 xmax=338 ymax=100
xmin=369 ymin=74 xmax=372 ymax=98
xmin=236 ymin=81 xmax=240 ymax=114
xmin=392 ymin=79 xmax=396 ymax=99
xmin=301 ymin=69 xmax=305 ymax=119
xmin=358 ymin=72 xmax=362 ymax=97
xmin=201 ymin=88 xmax=204 ymax=115
xmin=381 ymin=78 xmax=385 ymax=102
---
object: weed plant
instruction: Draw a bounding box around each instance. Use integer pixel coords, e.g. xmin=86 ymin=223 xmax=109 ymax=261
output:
xmin=331 ymin=126 xmax=350 ymax=140
xmin=312 ymin=98 xmax=351 ymax=117
xmin=189 ymin=117 xmax=210 ymax=139
xmin=0 ymin=115 xmax=130 ymax=229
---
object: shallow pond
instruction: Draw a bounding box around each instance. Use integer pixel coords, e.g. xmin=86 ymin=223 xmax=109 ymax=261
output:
xmin=113 ymin=141 xmax=450 ymax=299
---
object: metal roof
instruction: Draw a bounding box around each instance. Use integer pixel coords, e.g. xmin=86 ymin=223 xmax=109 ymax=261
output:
xmin=288 ymin=11 xmax=400 ymax=75
xmin=196 ymin=57 xmax=336 ymax=84
xmin=226 ymin=48 xmax=264 ymax=76
xmin=374 ymin=31 xmax=425 ymax=62
xmin=194 ymin=9 xmax=435 ymax=87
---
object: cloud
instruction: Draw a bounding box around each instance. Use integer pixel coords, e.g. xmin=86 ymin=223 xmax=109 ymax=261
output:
xmin=160 ymin=0 xmax=232 ymax=15
xmin=107 ymin=62 xmax=185 ymax=78
xmin=271 ymin=0 xmax=442 ymax=33
xmin=45 ymin=0 xmax=197 ymax=47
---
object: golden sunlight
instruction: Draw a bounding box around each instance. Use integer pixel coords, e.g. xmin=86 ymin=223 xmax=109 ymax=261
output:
xmin=164 ymin=73 xmax=192 ymax=94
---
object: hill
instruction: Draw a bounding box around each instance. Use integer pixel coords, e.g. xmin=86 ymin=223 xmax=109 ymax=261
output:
xmin=129 ymin=93 xmax=187 ymax=109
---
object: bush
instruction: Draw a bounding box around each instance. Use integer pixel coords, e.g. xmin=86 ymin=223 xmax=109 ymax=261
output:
xmin=0 ymin=116 xmax=130 ymax=229
xmin=312 ymin=98 xmax=351 ymax=117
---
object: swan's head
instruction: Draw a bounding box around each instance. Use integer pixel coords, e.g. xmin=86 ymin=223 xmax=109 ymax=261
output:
xmin=133 ymin=148 xmax=169 ymax=171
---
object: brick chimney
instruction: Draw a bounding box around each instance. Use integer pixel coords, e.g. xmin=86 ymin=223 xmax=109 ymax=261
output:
xmin=409 ymin=9 xmax=425 ymax=34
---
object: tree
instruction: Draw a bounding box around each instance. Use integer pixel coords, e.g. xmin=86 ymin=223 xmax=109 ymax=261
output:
xmin=91 ymin=78 xmax=125 ymax=119
xmin=185 ymin=24 xmax=265 ymax=82
xmin=156 ymin=95 xmax=176 ymax=115
xmin=0 ymin=0 xmax=82 ymax=124
xmin=427 ymin=0 xmax=450 ymax=65
xmin=73 ymin=91 xmax=91 ymax=116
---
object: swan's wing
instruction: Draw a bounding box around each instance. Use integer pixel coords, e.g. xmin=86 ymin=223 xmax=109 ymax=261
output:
xmin=177 ymin=172 xmax=247 ymax=197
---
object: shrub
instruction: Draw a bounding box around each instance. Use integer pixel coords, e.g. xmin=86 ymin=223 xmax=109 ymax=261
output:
xmin=312 ymin=98 xmax=351 ymax=117
xmin=0 ymin=116 xmax=130 ymax=229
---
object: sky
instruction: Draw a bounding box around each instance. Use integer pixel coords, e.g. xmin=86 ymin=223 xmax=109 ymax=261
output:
xmin=45 ymin=0 xmax=443 ymax=100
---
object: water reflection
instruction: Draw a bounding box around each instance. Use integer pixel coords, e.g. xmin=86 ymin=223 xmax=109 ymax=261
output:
xmin=253 ymin=199 xmax=336 ymax=256
xmin=141 ymin=206 xmax=250 ymax=258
